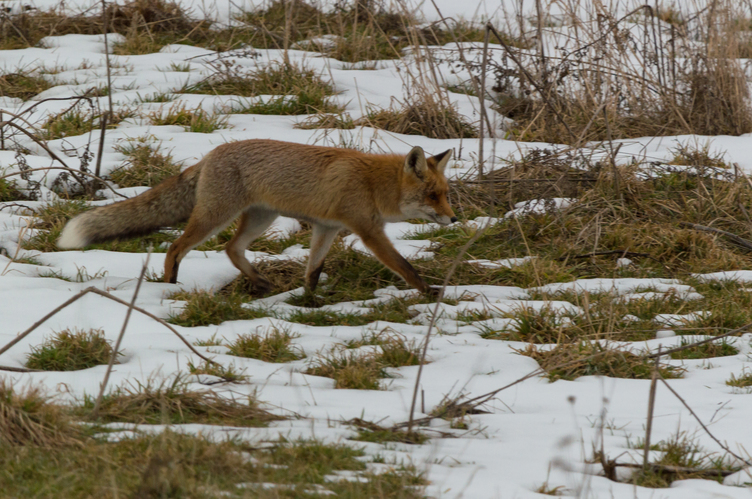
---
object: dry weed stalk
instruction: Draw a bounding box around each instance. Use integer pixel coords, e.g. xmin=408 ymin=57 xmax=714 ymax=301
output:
xmin=474 ymin=0 xmax=752 ymax=143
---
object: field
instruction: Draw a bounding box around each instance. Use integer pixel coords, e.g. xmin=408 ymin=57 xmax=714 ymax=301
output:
xmin=2 ymin=0 xmax=752 ymax=497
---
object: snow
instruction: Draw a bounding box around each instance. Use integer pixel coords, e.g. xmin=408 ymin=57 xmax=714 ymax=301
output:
xmin=2 ymin=0 xmax=752 ymax=497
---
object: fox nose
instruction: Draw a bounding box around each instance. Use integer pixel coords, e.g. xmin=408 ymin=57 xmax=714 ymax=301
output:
xmin=450 ymin=216 xmax=458 ymax=223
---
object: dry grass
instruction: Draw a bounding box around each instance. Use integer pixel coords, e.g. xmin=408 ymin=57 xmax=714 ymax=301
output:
xmin=111 ymin=137 xmax=182 ymax=188
xmin=0 ymin=381 xmax=83 ymax=447
xmin=629 ymin=432 xmax=738 ymax=487
xmin=491 ymin=0 xmax=752 ymax=143
xmin=25 ymin=328 xmax=118 ymax=371
xmin=77 ymin=376 xmax=279 ymax=426
xmin=359 ymin=98 xmax=477 ymax=139
xmin=306 ymin=349 xmax=388 ymax=390
xmin=519 ymin=342 xmax=684 ymax=381
xmin=148 ymin=103 xmax=228 ymax=132
xmin=0 ymin=72 xmax=51 ymax=100
xmin=227 ymin=327 xmax=305 ymax=363
xmin=0 ymin=0 xmax=238 ymax=54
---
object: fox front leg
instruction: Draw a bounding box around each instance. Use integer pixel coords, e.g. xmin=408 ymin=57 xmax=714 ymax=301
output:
xmin=355 ymin=227 xmax=433 ymax=295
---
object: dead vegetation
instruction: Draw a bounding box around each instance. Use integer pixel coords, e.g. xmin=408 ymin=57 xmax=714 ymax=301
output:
xmin=76 ymin=376 xmax=280 ymax=426
xmin=0 ymin=381 xmax=83 ymax=447
xmin=518 ymin=342 xmax=684 ymax=381
xmin=0 ymin=72 xmax=51 ymax=100
xmin=487 ymin=0 xmax=752 ymax=143
xmin=360 ymin=98 xmax=477 ymax=139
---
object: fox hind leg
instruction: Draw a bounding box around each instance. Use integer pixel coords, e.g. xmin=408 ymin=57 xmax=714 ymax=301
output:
xmin=164 ymin=205 xmax=245 ymax=284
xmin=305 ymin=224 xmax=340 ymax=293
xmin=164 ymin=216 xmax=232 ymax=284
xmin=226 ymin=207 xmax=278 ymax=293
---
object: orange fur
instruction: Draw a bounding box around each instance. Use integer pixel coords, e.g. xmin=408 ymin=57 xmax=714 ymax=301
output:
xmin=59 ymin=140 xmax=457 ymax=294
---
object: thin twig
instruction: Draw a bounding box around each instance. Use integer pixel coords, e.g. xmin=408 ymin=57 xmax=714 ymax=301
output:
xmin=556 ymin=250 xmax=651 ymax=260
xmin=406 ymin=218 xmax=495 ymax=433
xmin=92 ymin=250 xmax=151 ymax=417
xmin=657 ymin=372 xmax=752 ymax=466
xmin=0 ymin=167 xmax=127 ymax=199
xmin=679 ymin=222 xmax=752 ymax=252
xmin=611 ymin=461 xmax=738 ymax=477
xmin=0 ymin=286 xmax=220 ymax=366
xmin=101 ymin=0 xmax=113 ymax=116
xmin=643 ymin=345 xmax=661 ymax=471
xmin=0 ymin=365 xmax=42 ymax=373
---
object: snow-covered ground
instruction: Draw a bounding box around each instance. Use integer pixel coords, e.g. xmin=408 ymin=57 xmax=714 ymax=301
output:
xmin=3 ymin=0 xmax=752 ymax=497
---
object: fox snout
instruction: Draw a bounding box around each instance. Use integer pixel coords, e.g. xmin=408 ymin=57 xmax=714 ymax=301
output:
xmin=433 ymin=213 xmax=458 ymax=225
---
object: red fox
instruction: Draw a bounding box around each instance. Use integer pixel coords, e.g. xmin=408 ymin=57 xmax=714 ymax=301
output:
xmin=58 ymin=139 xmax=457 ymax=294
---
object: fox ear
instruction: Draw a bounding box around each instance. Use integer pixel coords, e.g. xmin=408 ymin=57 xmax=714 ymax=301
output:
xmin=404 ymin=146 xmax=428 ymax=180
xmin=429 ymin=149 xmax=452 ymax=174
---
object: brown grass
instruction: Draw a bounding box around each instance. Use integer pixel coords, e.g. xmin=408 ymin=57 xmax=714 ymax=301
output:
xmin=77 ymin=376 xmax=281 ymax=426
xmin=0 ymin=72 xmax=51 ymax=100
xmin=0 ymin=380 xmax=83 ymax=447
xmin=359 ymin=98 xmax=477 ymax=139
xmin=519 ymin=342 xmax=684 ymax=381
xmin=491 ymin=1 xmax=752 ymax=143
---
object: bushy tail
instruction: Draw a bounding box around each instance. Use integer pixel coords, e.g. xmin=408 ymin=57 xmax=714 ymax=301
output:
xmin=57 ymin=163 xmax=202 ymax=249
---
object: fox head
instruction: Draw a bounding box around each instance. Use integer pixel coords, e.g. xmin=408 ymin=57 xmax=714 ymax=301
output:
xmin=400 ymin=146 xmax=458 ymax=225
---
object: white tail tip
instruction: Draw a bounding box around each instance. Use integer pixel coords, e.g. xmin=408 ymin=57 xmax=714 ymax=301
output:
xmin=57 ymin=216 xmax=89 ymax=249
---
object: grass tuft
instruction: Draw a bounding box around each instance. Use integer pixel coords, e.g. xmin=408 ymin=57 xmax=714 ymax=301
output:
xmin=0 ymin=178 xmax=26 ymax=201
xmin=306 ymin=332 xmax=423 ymax=389
xmin=669 ymin=338 xmax=738 ymax=360
xmin=306 ymin=349 xmax=388 ymax=390
xmin=0 ymin=380 xmax=83 ymax=447
xmin=167 ymin=289 xmax=270 ymax=327
xmin=519 ymin=342 xmax=684 ymax=381
xmin=726 ymin=371 xmax=752 ymax=388
xmin=0 ymin=72 xmax=51 ymax=100
xmin=629 ymin=432 xmax=739 ymax=487
xmin=186 ymin=360 xmax=248 ymax=383
xmin=77 ymin=376 xmax=278 ymax=426
xmin=348 ymin=418 xmax=428 ymax=445
xmin=111 ymin=137 xmax=182 ymax=187
xmin=43 ymin=108 xmax=134 ymax=140
xmin=149 ymin=103 xmax=228 ymax=132
xmin=359 ymin=99 xmax=477 ymax=139
xmin=25 ymin=328 xmax=118 ymax=371
xmin=187 ymin=62 xmax=343 ymax=115
xmin=227 ymin=327 xmax=305 ymax=363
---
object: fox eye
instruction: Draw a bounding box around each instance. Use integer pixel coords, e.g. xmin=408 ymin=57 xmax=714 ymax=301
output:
xmin=428 ymin=193 xmax=439 ymax=202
